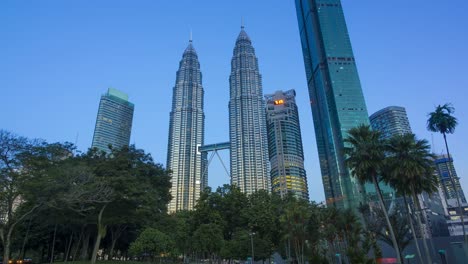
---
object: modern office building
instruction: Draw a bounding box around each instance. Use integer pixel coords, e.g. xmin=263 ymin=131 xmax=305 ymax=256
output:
xmin=91 ymin=88 xmax=134 ymax=152
xmin=295 ymin=0 xmax=370 ymax=209
xmin=369 ymin=106 xmax=411 ymax=203
xmin=435 ymin=154 xmax=466 ymax=204
xmin=167 ymin=39 xmax=206 ymax=213
xmin=265 ymin=90 xmax=309 ymax=200
xmin=229 ymin=26 xmax=270 ymax=194
xmin=370 ymin=106 xmax=412 ymax=139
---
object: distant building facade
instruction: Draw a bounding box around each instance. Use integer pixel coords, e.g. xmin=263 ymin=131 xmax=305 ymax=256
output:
xmin=369 ymin=106 xmax=411 ymax=203
xmin=265 ymin=90 xmax=309 ymax=200
xmin=435 ymin=154 xmax=466 ymax=204
xmin=166 ymin=40 xmax=207 ymax=213
xmin=91 ymin=88 xmax=134 ymax=152
xmin=370 ymin=106 xmax=412 ymax=138
xmin=229 ymin=26 xmax=270 ymax=194
xmin=295 ymin=0 xmax=370 ymax=209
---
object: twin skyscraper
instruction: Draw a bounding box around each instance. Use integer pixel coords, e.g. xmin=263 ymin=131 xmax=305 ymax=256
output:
xmin=166 ymin=27 xmax=308 ymax=212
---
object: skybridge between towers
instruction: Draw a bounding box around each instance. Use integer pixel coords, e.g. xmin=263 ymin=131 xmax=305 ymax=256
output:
xmin=198 ymin=141 xmax=230 ymax=178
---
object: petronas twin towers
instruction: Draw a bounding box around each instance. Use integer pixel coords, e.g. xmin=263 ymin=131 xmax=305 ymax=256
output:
xmin=167 ymin=27 xmax=269 ymax=212
xmin=167 ymin=39 xmax=207 ymax=212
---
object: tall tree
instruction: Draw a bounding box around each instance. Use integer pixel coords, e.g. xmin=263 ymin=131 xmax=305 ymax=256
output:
xmin=427 ymin=103 xmax=466 ymax=244
xmin=83 ymin=145 xmax=171 ymax=264
xmin=385 ymin=133 xmax=438 ymax=264
xmin=247 ymin=190 xmax=279 ymax=261
xmin=344 ymin=125 xmax=402 ymax=264
xmin=279 ymin=196 xmax=310 ymax=264
xmin=129 ymin=228 xmax=174 ymax=262
xmin=0 ymin=131 xmax=76 ymax=264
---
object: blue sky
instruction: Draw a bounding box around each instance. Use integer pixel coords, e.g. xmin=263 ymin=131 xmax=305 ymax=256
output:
xmin=1 ymin=0 xmax=467 ymax=203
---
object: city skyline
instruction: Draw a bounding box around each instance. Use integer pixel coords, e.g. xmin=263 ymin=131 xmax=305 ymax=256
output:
xmin=2 ymin=0 xmax=468 ymax=203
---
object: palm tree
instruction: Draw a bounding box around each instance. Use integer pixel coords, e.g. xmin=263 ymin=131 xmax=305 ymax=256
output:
xmin=344 ymin=125 xmax=403 ymax=264
xmin=385 ymin=133 xmax=438 ymax=264
xmin=427 ymin=103 xmax=467 ymax=244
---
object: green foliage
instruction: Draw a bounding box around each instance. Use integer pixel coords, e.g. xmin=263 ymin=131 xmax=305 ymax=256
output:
xmin=192 ymin=223 xmax=224 ymax=257
xmin=385 ymin=133 xmax=437 ymax=196
xmin=129 ymin=228 xmax=174 ymax=259
xmin=427 ymin=103 xmax=458 ymax=135
xmin=344 ymin=124 xmax=385 ymax=184
xmin=344 ymin=125 xmax=402 ymax=264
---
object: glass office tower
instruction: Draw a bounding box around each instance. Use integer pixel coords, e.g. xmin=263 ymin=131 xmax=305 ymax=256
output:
xmin=91 ymin=88 xmax=134 ymax=153
xmin=229 ymin=26 xmax=270 ymax=194
xmin=266 ymin=90 xmax=309 ymax=200
xmin=295 ymin=0 xmax=370 ymax=209
xmin=167 ymin=39 xmax=206 ymax=213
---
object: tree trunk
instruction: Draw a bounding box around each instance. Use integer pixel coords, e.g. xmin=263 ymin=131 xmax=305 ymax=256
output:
xmin=403 ymin=195 xmax=423 ymax=263
xmin=2 ymin=225 xmax=15 ymax=264
xmin=108 ymin=237 xmax=117 ymax=261
xmin=80 ymin=229 xmax=90 ymax=260
xmin=372 ymin=175 xmax=402 ymax=264
xmin=411 ymin=190 xmax=432 ymax=264
xmin=64 ymin=231 xmax=74 ymax=262
xmin=72 ymin=226 xmax=84 ymax=261
xmin=20 ymin=218 xmax=32 ymax=259
xmin=91 ymin=204 xmax=108 ymax=264
xmin=443 ymin=133 xmax=467 ymax=245
xmin=3 ymin=241 xmax=10 ymax=264
xmin=49 ymin=223 xmax=58 ymax=264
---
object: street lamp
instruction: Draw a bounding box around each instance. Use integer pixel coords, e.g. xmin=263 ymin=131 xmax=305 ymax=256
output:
xmin=249 ymin=232 xmax=256 ymax=264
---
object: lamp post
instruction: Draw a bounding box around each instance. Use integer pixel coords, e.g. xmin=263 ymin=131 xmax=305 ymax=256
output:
xmin=250 ymin=232 xmax=255 ymax=264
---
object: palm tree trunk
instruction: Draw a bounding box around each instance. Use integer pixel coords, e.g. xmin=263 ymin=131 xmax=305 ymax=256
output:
xmin=443 ymin=133 xmax=467 ymax=244
xmin=411 ymin=190 xmax=432 ymax=264
xmin=372 ymin=175 xmax=403 ymax=264
xmin=403 ymin=195 xmax=422 ymax=263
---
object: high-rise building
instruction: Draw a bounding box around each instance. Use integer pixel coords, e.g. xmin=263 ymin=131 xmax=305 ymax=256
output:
xmin=91 ymin=88 xmax=134 ymax=152
xmin=295 ymin=0 xmax=370 ymax=209
xmin=265 ymin=89 xmax=309 ymax=200
xmin=435 ymin=154 xmax=466 ymax=204
xmin=229 ymin=26 xmax=270 ymax=194
xmin=369 ymin=106 xmax=410 ymax=203
xmin=370 ymin=106 xmax=412 ymax=139
xmin=167 ymin=39 xmax=206 ymax=213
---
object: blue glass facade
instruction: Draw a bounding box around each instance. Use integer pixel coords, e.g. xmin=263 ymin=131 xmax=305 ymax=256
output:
xmin=91 ymin=88 xmax=134 ymax=153
xmin=295 ymin=0 xmax=370 ymax=209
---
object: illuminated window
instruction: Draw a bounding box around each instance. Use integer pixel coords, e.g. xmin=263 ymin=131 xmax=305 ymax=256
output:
xmin=274 ymin=99 xmax=284 ymax=105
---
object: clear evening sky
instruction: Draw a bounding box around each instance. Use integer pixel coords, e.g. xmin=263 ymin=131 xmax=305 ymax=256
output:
xmin=2 ymin=0 xmax=467 ymax=203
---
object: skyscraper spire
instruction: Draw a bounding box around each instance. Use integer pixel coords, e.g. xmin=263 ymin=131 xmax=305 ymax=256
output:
xmin=229 ymin=27 xmax=270 ymax=194
xmin=167 ymin=40 xmax=206 ymax=213
xmin=241 ymin=17 xmax=244 ymax=29
xmin=189 ymin=28 xmax=193 ymax=42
